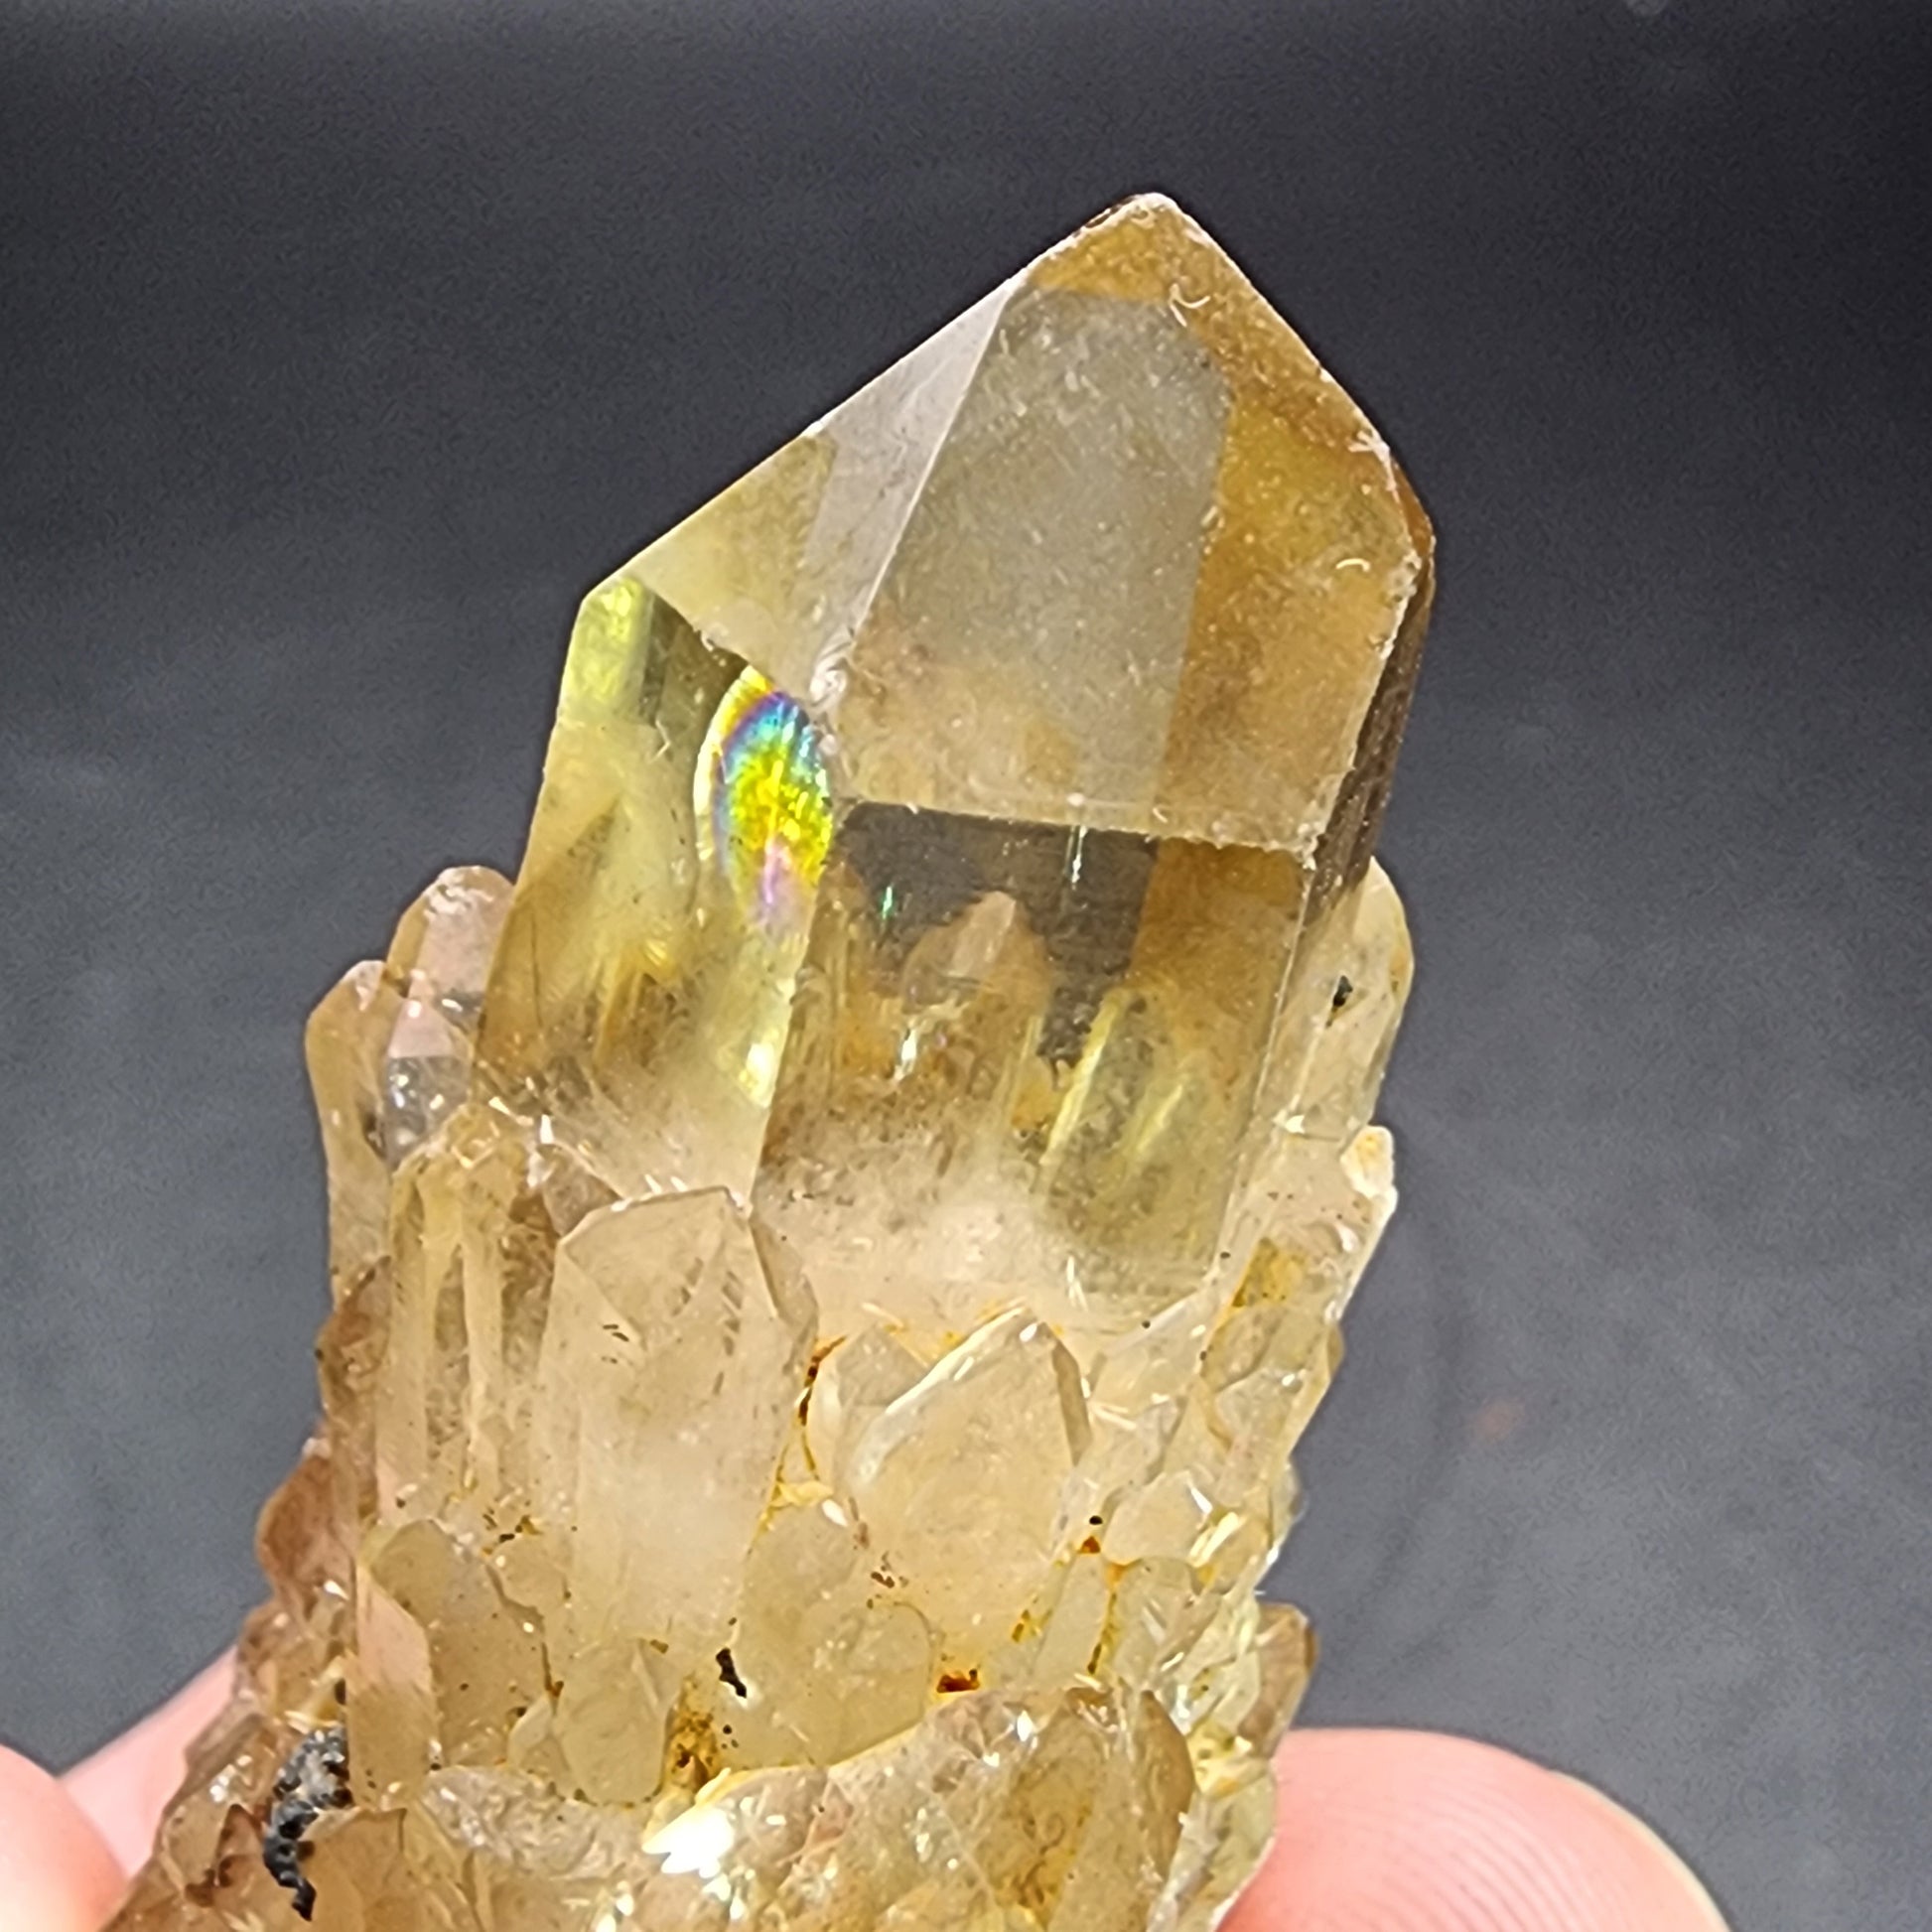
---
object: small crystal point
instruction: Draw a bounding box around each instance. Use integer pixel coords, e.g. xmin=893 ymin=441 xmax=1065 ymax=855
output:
xmin=115 ymin=195 xmax=1431 ymax=1932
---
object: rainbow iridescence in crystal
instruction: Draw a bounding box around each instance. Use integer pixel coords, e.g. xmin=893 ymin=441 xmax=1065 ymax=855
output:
xmin=699 ymin=669 xmax=834 ymax=929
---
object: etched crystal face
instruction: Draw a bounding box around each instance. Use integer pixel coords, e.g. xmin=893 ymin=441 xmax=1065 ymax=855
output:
xmin=110 ymin=196 xmax=1431 ymax=1932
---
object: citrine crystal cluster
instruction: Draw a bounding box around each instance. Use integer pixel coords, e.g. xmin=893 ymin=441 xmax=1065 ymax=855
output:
xmin=113 ymin=196 xmax=1432 ymax=1932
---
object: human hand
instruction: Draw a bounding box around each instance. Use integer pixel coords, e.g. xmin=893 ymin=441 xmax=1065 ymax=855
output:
xmin=1 ymin=1658 xmax=232 ymax=1932
xmin=3 ymin=1659 xmax=1726 ymax=1929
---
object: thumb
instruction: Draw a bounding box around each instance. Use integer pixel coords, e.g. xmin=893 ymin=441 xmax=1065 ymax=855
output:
xmin=1231 ymin=1727 xmax=1728 ymax=1931
xmin=0 ymin=1744 xmax=128 ymax=1932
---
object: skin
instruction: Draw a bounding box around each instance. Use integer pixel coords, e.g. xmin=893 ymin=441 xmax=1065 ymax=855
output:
xmin=6 ymin=1654 xmax=1729 ymax=1930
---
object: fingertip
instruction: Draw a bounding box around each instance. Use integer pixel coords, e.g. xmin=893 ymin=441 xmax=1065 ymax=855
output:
xmin=1550 ymin=1769 xmax=1732 ymax=1930
xmin=64 ymin=1651 xmax=235 ymax=1876
xmin=0 ymin=1743 xmax=128 ymax=1931
xmin=1228 ymin=1727 xmax=1728 ymax=1932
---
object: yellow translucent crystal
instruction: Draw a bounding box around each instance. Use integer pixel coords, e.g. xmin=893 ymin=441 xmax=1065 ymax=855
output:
xmin=111 ymin=194 xmax=1431 ymax=1932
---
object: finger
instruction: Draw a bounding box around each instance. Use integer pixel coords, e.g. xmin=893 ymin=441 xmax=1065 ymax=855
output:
xmin=0 ymin=1744 xmax=128 ymax=1932
xmin=1229 ymin=1727 xmax=1728 ymax=1931
xmin=63 ymin=1653 xmax=235 ymax=1876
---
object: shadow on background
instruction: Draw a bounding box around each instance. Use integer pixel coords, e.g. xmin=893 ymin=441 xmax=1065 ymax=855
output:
xmin=3 ymin=4 xmax=1929 ymax=1927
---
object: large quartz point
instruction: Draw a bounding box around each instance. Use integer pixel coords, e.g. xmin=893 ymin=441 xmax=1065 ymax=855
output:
xmin=112 ymin=194 xmax=1431 ymax=1932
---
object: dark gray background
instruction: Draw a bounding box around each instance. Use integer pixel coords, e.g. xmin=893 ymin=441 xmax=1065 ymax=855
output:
xmin=3 ymin=1 xmax=1928 ymax=1925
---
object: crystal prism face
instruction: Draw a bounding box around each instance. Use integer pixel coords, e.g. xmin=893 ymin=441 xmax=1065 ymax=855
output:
xmin=112 ymin=196 xmax=1430 ymax=1932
